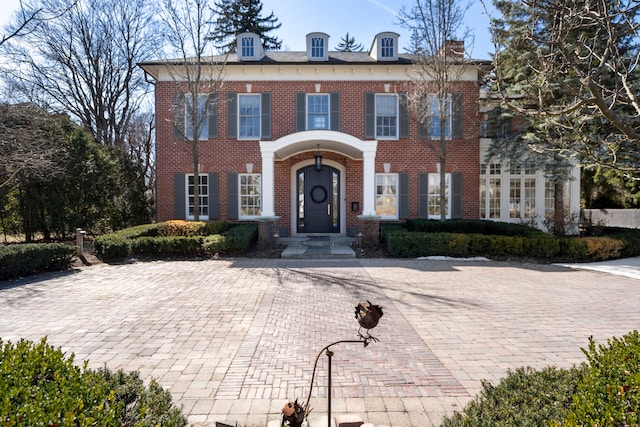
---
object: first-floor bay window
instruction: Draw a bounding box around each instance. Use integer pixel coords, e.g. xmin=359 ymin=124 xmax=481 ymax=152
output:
xmin=239 ymin=173 xmax=261 ymax=219
xmin=376 ymin=173 xmax=398 ymax=218
xmin=428 ymin=173 xmax=451 ymax=218
xmin=187 ymin=174 xmax=208 ymax=220
xmin=480 ymin=163 xmax=501 ymax=219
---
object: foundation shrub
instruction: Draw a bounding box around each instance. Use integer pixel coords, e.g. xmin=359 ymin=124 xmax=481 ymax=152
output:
xmin=0 ymin=337 xmax=186 ymax=426
xmin=0 ymin=243 xmax=76 ymax=280
xmin=441 ymin=366 xmax=583 ymax=427
xmin=203 ymin=224 xmax=258 ymax=255
xmin=407 ymin=219 xmax=544 ymax=237
xmin=93 ymin=234 xmax=131 ymax=260
xmin=130 ymin=236 xmax=205 ymax=257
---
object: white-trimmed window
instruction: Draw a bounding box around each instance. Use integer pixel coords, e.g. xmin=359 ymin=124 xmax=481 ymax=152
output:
xmin=545 ymin=179 xmax=570 ymax=218
xmin=187 ymin=174 xmax=208 ymax=220
xmin=185 ymin=94 xmax=209 ymax=140
xmin=239 ymin=173 xmax=261 ymax=219
xmin=480 ymin=163 xmax=501 ymax=219
xmin=238 ymin=94 xmax=261 ymax=140
xmin=381 ymin=37 xmax=394 ymax=58
xmin=307 ymin=94 xmax=329 ymax=130
xmin=241 ymin=36 xmax=254 ymax=58
xmin=428 ymin=173 xmax=451 ymax=218
xmin=509 ymin=166 xmax=536 ymax=218
xmin=311 ymin=37 xmax=325 ymax=58
xmin=426 ymin=94 xmax=452 ymax=139
xmin=376 ymin=173 xmax=398 ymax=218
xmin=375 ymin=94 xmax=398 ymax=139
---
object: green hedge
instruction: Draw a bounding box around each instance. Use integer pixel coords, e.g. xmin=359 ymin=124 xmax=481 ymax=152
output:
xmin=94 ymin=221 xmax=258 ymax=260
xmin=406 ymin=219 xmax=545 ymax=237
xmin=386 ymin=229 xmax=638 ymax=262
xmin=442 ymin=331 xmax=640 ymax=427
xmin=0 ymin=337 xmax=187 ymax=426
xmin=0 ymin=243 xmax=76 ymax=280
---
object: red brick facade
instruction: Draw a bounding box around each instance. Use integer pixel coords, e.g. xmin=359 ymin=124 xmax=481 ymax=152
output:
xmin=145 ymin=35 xmax=484 ymax=236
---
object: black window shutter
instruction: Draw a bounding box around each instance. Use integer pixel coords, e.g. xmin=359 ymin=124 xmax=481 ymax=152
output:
xmin=261 ymin=92 xmax=271 ymax=139
xmin=174 ymin=173 xmax=186 ymax=219
xmin=399 ymin=172 xmax=409 ymax=219
xmin=452 ymin=92 xmax=463 ymax=139
xmin=418 ymin=173 xmax=429 ymax=218
xmin=227 ymin=92 xmax=237 ymax=139
xmin=208 ymin=173 xmax=219 ymax=219
xmin=365 ymin=93 xmax=375 ymax=139
xmin=207 ymin=93 xmax=218 ymax=139
xmin=330 ymin=92 xmax=340 ymax=131
xmin=452 ymin=171 xmax=462 ymax=219
xmin=296 ymin=92 xmax=306 ymax=131
xmin=417 ymin=94 xmax=429 ymax=139
xmin=173 ymin=92 xmax=185 ymax=140
xmin=227 ymin=172 xmax=238 ymax=220
xmin=399 ymin=93 xmax=409 ymax=138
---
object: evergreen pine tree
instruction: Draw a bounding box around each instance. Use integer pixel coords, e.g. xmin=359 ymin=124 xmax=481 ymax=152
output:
xmin=211 ymin=0 xmax=282 ymax=52
xmin=335 ymin=32 xmax=363 ymax=52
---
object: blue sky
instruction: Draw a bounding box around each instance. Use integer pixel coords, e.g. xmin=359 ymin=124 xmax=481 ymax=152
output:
xmin=1 ymin=0 xmax=495 ymax=59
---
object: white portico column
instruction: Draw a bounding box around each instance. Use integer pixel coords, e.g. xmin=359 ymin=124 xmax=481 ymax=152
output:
xmin=360 ymin=141 xmax=378 ymax=217
xmin=259 ymin=144 xmax=276 ymax=217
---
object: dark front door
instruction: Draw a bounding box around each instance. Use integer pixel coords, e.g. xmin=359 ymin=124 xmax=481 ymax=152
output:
xmin=297 ymin=165 xmax=339 ymax=233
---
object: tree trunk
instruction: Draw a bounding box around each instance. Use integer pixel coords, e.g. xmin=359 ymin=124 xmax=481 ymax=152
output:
xmin=553 ymin=181 xmax=565 ymax=236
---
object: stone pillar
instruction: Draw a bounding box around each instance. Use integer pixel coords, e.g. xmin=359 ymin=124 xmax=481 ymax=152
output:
xmin=257 ymin=217 xmax=280 ymax=249
xmin=357 ymin=216 xmax=380 ymax=248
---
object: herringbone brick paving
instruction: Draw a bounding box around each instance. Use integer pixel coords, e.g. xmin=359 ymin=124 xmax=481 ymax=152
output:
xmin=1 ymin=258 xmax=639 ymax=426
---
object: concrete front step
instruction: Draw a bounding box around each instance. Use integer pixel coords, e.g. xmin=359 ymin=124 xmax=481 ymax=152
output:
xmin=280 ymin=236 xmax=357 ymax=259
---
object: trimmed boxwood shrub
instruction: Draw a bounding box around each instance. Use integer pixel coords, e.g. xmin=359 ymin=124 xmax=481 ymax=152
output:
xmin=0 ymin=337 xmax=187 ymax=426
xmin=131 ymin=236 xmax=205 ymax=257
xmin=563 ymin=330 xmax=640 ymax=427
xmin=203 ymin=224 xmax=258 ymax=255
xmin=441 ymin=366 xmax=582 ymax=427
xmin=0 ymin=243 xmax=76 ymax=280
xmin=407 ymin=219 xmax=545 ymax=237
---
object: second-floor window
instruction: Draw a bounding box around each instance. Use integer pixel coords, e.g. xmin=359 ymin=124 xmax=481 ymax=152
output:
xmin=426 ymin=94 xmax=452 ymax=139
xmin=238 ymin=94 xmax=261 ymax=139
xmin=307 ymin=94 xmax=329 ymax=130
xmin=185 ymin=94 xmax=209 ymax=140
xmin=375 ymin=94 xmax=398 ymax=139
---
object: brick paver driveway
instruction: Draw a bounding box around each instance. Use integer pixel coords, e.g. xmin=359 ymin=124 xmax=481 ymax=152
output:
xmin=2 ymin=258 xmax=639 ymax=426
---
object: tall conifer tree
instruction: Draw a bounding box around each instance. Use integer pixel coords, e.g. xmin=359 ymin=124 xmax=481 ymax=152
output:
xmin=211 ymin=0 xmax=281 ymax=52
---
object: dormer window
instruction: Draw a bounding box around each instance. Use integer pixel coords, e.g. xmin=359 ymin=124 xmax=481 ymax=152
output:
xmin=237 ymin=32 xmax=265 ymax=61
xmin=306 ymin=32 xmax=329 ymax=61
xmin=241 ymin=36 xmax=254 ymax=57
xmin=369 ymin=32 xmax=399 ymax=61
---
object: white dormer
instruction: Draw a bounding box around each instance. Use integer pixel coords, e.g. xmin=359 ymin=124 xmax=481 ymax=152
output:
xmin=306 ymin=32 xmax=329 ymax=61
xmin=237 ymin=32 xmax=265 ymax=61
xmin=369 ymin=32 xmax=399 ymax=62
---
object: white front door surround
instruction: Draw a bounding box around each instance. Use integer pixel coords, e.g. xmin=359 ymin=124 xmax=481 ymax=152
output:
xmin=259 ymin=130 xmax=378 ymax=222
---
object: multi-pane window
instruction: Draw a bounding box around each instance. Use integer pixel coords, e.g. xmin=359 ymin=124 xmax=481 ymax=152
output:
xmin=307 ymin=94 xmax=329 ymax=130
xmin=480 ymin=164 xmax=501 ymax=219
xmin=187 ymin=174 xmax=208 ymax=220
xmin=239 ymin=173 xmax=261 ymax=219
xmin=185 ymin=94 xmax=209 ymax=140
xmin=375 ymin=94 xmax=398 ymax=139
xmin=238 ymin=94 xmax=261 ymax=139
xmin=426 ymin=94 xmax=452 ymax=139
xmin=509 ymin=166 xmax=536 ymax=218
xmin=311 ymin=37 xmax=324 ymax=58
xmin=381 ymin=37 xmax=394 ymax=58
xmin=428 ymin=173 xmax=451 ymax=218
xmin=376 ymin=174 xmax=398 ymax=218
xmin=241 ymin=36 xmax=254 ymax=58
xmin=545 ymin=179 xmax=570 ymax=218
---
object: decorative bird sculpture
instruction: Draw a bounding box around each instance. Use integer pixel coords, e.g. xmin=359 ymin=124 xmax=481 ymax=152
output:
xmin=355 ymin=300 xmax=383 ymax=342
xmin=281 ymin=399 xmax=305 ymax=427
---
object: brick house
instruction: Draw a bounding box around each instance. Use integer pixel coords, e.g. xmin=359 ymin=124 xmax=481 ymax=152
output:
xmin=139 ymin=31 xmax=580 ymax=240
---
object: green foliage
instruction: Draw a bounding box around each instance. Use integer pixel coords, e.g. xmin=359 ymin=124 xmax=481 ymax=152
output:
xmin=94 ymin=221 xmax=256 ymax=260
xmin=441 ymin=366 xmax=583 ymax=427
xmin=0 ymin=337 xmax=186 ymax=426
xmin=203 ymin=224 xmax=258 ymax=255
xmin=563 ymin=331 xmax=640 ymax=427
xmin=0 ymin=243 xmax=75 ymax=280
xmin=385 ymin=225 xmax=638 ymax=262
xmin=406 ymin=219 xmax=544 ymax=237
xmin=212 ymin=0 xmax=282 ymax=52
